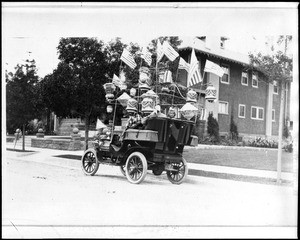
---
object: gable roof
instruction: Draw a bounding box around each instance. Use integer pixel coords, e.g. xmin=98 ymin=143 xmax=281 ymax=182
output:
xmin=178 ymin=37 xmax=250 ymax=66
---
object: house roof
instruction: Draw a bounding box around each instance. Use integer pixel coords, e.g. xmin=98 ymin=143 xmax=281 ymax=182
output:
xmin=178 ymin=37 xmax=250 ymax=66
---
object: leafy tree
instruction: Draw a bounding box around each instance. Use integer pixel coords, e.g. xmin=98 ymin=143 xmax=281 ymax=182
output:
xmin=6 ymin=59 xmax=41 ymax=150
xmin=40 ymin=37 xmax=109 ymax=149
xmin=249 ymin=36 xmax=293 ymax=183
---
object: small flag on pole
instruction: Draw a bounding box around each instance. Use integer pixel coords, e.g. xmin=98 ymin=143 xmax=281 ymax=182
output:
xmin=156 ymin=40 xmax=164 ymax=63
xmin=120 ymin=48 xmax=137 ymax=69
xmin=112 ymin=74 xmax=122 ymax=87
xmin=204 ymin=60 xmax=224 ymax=77
xmin=163 ymin=41 xmax=179 ymax=61
xmin=178 ymin=57 xmax=190 ymax=72
xmin=96 ymin=118 xmax=107 ymax=130
xmin=141 ymin=48 xmax=152 ymax=66
xmin=187 ymin=49 xmax=202 ymax=87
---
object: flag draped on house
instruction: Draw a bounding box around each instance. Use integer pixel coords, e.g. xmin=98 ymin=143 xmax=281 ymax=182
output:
xmin=141 ymin=48 xmax=152 ymax=66
xmin=178 ymin=57 xmax=190 ymax=72
xmin=120 ymin=48 xmax=137 ymax=69
xmin=156 ymin=40 xmax=164 ymax=63
xmin=187 ymin=49 xmax=202 ymax=87
xmin=162 ymin=41 xmax=179 ymax=61
xmin=204 ymin=59 xmax=224 ymax=77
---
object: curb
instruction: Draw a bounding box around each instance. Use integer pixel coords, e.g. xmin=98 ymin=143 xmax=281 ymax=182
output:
xmin=5 ymin=146 xmax=293 ymax=187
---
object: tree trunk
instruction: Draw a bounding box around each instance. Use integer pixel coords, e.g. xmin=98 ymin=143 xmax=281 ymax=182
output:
xmin=277 ymin=81 xmax=285 ymax=183
xmin=84 ymin=113 xmax=90 ymax=151
xmin=22 ymin=124 xmax=25 ymax=151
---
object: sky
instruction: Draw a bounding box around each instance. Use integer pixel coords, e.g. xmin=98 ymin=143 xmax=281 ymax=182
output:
xmin=2 ymin=2 xmax=298 ymax=76
xmin=2 ymin=2 xmax=299 ymax=127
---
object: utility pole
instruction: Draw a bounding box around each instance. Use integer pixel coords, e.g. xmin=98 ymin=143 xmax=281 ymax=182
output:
xmin=276 ymin=36 xmax=288 ymax=184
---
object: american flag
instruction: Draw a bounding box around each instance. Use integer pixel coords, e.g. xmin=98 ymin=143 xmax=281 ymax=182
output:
xmin=141 ymin=48 xmax=152 ymax=66
xmin=178 ymin=57 xmax=190 ymax=72
xmin=187 ymin=49 xmax=202 ymax=87
xmin=156 ymin=40 xmax=164 ymax=63
xmin=120 ymin=48 xmax=137 ymax=69
xmin=162 ymin=41 xmax=179 ymax=62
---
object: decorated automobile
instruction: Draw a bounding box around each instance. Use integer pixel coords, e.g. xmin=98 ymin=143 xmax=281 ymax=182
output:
xmin=81 ymin=38 xmax=217 ymax=184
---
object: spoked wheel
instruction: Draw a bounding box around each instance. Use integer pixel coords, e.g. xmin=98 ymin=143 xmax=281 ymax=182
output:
xmin=125 ymin=152 xmax=147 ymax=184
xmin=166 ymin=158 xmax=188 ymax=184
xmin=81 ymin=149 xmax=99 ymax=176
xmin=120 ymin=165 xmax=126 ymax=176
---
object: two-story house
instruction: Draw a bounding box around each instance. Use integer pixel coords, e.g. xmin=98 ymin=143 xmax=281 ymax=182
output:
xmin=176 ymin=36 xmax=291 ymax=140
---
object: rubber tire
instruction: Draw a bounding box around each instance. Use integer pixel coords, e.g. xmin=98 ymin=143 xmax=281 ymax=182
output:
xmin=166 ymin=158 xmax=188 ymax=185
xmin=120 ymin=165 xmax=126 ymax=176
xmin=81 ymin=149 xmax=99 ymax=176
xmin=125 ymin=152 xmax=147 ymax=184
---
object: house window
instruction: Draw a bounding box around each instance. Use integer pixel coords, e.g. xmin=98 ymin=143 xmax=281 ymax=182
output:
xmin=219 ymin=101 xmax=228 ymax=114
xmin=273 ymin=81 xmax=278 ymax=94
xmin=252 ymin=72 xmax=258 ymax=88
xmin=221 ymin=64 xmax=230 ymax=84
xmin=251 ymin=106 xmax=264 ymax=120
xmin=241 ymin=71 xmax=248 ymax=86
xmin=238 ymin=104 xmax=246 ymax=118
xmin=272 ymin=109 xmax=275 ymax=122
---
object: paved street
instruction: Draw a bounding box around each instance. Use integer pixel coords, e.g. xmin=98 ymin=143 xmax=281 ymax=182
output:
xmin=2 ymin=148 xmax=297 ymax=238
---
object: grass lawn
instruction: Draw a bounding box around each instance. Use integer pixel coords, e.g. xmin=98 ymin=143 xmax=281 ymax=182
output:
xmin=183 ymin=148 xmax=294 ymax=173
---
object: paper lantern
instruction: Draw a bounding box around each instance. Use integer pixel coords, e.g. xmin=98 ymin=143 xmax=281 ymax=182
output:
xmin=117 ymin=92 xmax=131 ymax=108
xmin=106 ymin=105 xmax=113 ymax=113
xmin=139 ymin=66 xmax=150 ymax=84
xmin=103 ymin=83 xmax=116 ymax=94
xmin=130 ymin=88 xmax=137 ymax=97
xmin=205 ymin=83 xmax=217 ymax=103
xmin=141 ymin=97 xmax=154 ymax=114
xmin=126 ymin=98 xmax=138 ymax=113
xmin=186 ymin=89 xmax=197 ymax=103
xmin=180 ymin=102 xmax=198 ymax=120
xmin=105 ymin=93 xmax=114 ymax=102
xmin=139 ymin=82 xmax=151 ymax=93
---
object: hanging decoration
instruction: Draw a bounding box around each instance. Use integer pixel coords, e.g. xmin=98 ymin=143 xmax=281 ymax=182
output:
xmin=130 ymin=88 xmax=137 ymax=97
xmin=116 ymin=92 xmax=131 ymax=108
xmin=126 ymin=98 xmax=138 ymax=113
xmin=186 ymin=89 xmax=198 ymax=103
xmin=205 ymin=82 xmax=217 ymax=102
xmin=180 ymin=102 xmax=198 ymax=120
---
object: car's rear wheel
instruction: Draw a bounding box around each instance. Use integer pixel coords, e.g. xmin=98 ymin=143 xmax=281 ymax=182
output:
xmin=166 ymin=158 xmax=188 ymax=184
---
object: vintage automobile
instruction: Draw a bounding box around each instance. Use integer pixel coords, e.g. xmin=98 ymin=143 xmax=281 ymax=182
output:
xmin=81 ymin=116 xmax=198 ymax=184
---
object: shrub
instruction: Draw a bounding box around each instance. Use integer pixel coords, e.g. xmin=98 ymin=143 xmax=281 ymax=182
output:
xmin=207 ymin=112 xmax=220 ymax=143
xmin=247 ymin=137 xmax=278 ymax=148
xmin=230 ymin=115 xmax=239 ymax=140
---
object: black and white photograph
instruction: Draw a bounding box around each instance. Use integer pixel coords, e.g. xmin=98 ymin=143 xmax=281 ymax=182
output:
xmin=2 ymin=2 xmax=298 ymax=238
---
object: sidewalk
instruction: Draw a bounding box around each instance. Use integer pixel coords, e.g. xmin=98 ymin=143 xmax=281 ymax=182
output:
xmin=5 ymin=140 xmax=294 ymax=186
